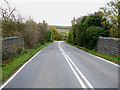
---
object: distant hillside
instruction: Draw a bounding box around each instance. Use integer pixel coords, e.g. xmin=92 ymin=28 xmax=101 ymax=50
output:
xmin=54 ymin=25 xmax=71 ymax=29
xmin=57 ymin=29 xmax=70 ymax=34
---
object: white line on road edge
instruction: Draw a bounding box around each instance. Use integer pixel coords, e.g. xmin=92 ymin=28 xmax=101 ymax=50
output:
xmin=65 ymin=43 xmax=119 ymax=67
xmin=58 ymin=42 xmax=93 ymax=88
xmin=0 ymin=47 xmax=46 ymax=89
xmin=88 ymin=53 xmax=119 ymax=67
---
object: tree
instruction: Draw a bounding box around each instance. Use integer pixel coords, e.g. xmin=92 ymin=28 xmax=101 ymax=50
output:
xmin=85 ymin=26 xmax=109 ymax=49
xmin=80 ymin=16 xmax=88 ymax=24
xmin=100 ymin=0 xmax=120 ymax=38
xmin=67 ymin=30 xmax=72 ymax=43
xmin=48 ymin=25 xmax=61 ymax=41
xmin=100 ymin=0 xmax=120 ymax=27
xmin=67 ymin=10 xmax=110 ymax=48
xmin=24 ymin=20 xmax=40 ymax=49
xmin=83 ymin=13 xmax=104 ymax=29
xmin=1 ymin=0 xmax=25 ymax=38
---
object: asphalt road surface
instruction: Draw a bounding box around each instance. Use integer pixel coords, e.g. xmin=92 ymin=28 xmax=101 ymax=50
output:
xmin=2 ymin=41 xmax=119 ymax=88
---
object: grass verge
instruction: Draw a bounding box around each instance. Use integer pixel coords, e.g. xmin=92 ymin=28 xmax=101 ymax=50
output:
xmin=1 ymin=42 xmax=52 ymax=83
xmin=66 ymin=42 xmax=120 ymax=65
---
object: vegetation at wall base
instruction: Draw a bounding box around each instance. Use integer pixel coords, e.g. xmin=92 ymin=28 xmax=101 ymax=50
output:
xmin=66 ymin=42 xmax=120 ymax=65
xmin=1 ymin=42 xmax=52 ymax=83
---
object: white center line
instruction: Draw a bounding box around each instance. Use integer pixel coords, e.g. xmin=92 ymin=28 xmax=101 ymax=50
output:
xmin=58 ymin=42 xmax=94 ymax=88
xmin=61 ymin=49 xmax=86 ymax=88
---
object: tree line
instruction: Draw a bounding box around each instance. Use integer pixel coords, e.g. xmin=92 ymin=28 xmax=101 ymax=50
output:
xmin=67 ymin=0 xmax=120 ymax=50
xmin=1 ymin=0 xmax=61 ymax=49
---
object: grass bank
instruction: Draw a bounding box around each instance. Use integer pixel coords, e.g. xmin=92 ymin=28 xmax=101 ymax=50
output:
xmin=1 ymin=42 xmax=52 ymax=83
xmin=66 ymin=42 xmax=120 ymax=65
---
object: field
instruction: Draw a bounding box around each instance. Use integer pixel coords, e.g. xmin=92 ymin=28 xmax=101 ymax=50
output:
xmin=54 ymin=25 xmax=70 ymax=34
xmin=57 ymin=29 xmax=70 ymax=33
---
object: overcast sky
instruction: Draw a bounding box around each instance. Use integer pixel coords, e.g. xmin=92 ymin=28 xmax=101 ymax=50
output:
xmin=2 ymin=0 xmax=112 ymax=26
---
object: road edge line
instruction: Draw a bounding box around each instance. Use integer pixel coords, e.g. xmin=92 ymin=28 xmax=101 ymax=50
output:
xmin=0 ymin=47 xmax=46 ymax=89
xmin=65 ymin=43 xmax=119 ymax=67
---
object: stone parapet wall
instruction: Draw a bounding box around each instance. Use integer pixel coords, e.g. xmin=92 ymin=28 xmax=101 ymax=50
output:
xmin=2 ymin=37 xmax=24 ymax=60
xmin=97 ymin=37 xmax=120 ymax=57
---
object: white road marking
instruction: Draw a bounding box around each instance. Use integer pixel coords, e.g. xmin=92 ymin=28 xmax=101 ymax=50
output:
xmin=0 ymin=47 xmax=46 ymax=89
xmin=65 ymin=43 xmax=119 ymax=67
xmin=58 ymin=42 xmax=94 ymax=88
xmin=88 ymin=53 xmax=119 ymax=67
xmin=61 ymin=50 xmax=86 ymax=88
xmin=62 ymin=49 xmax=93 ymax=88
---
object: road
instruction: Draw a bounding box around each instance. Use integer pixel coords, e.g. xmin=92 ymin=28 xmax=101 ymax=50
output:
xmin=2 ymin=41 xmax=119 ymax=89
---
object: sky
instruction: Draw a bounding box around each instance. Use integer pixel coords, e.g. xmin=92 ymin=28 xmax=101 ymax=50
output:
xmin=1 ymin=0 xmax=112 ymax=26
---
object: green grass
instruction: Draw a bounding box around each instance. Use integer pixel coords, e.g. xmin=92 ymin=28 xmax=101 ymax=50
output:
xmin=1 ymin=42 xmax=52 ymax=82
xmin=66 ymin=42 xmax=120 ymax=65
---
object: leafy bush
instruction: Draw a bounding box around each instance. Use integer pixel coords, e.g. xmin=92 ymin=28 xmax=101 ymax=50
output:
xmin=85 ymin=26 xmax=109 ymax=49
xmin=45 ymin=30 xmax=52 ymax=42
xmin=24 ymin=20 xmax=40 ymax=49
xmin=49 ymin=25 xmax=61 ymax=41
xmin=67 ymin=30 xmax=72 ymax=43
xmin=38 ymin=22 xmax=47 ymax=44
xmin=76 ymin=24 xmax=86 ymax=46
xmin=83 ymin=15 xmax=102 ymax=29
xmin=109 ymin=27 xmax=120 ymax=38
